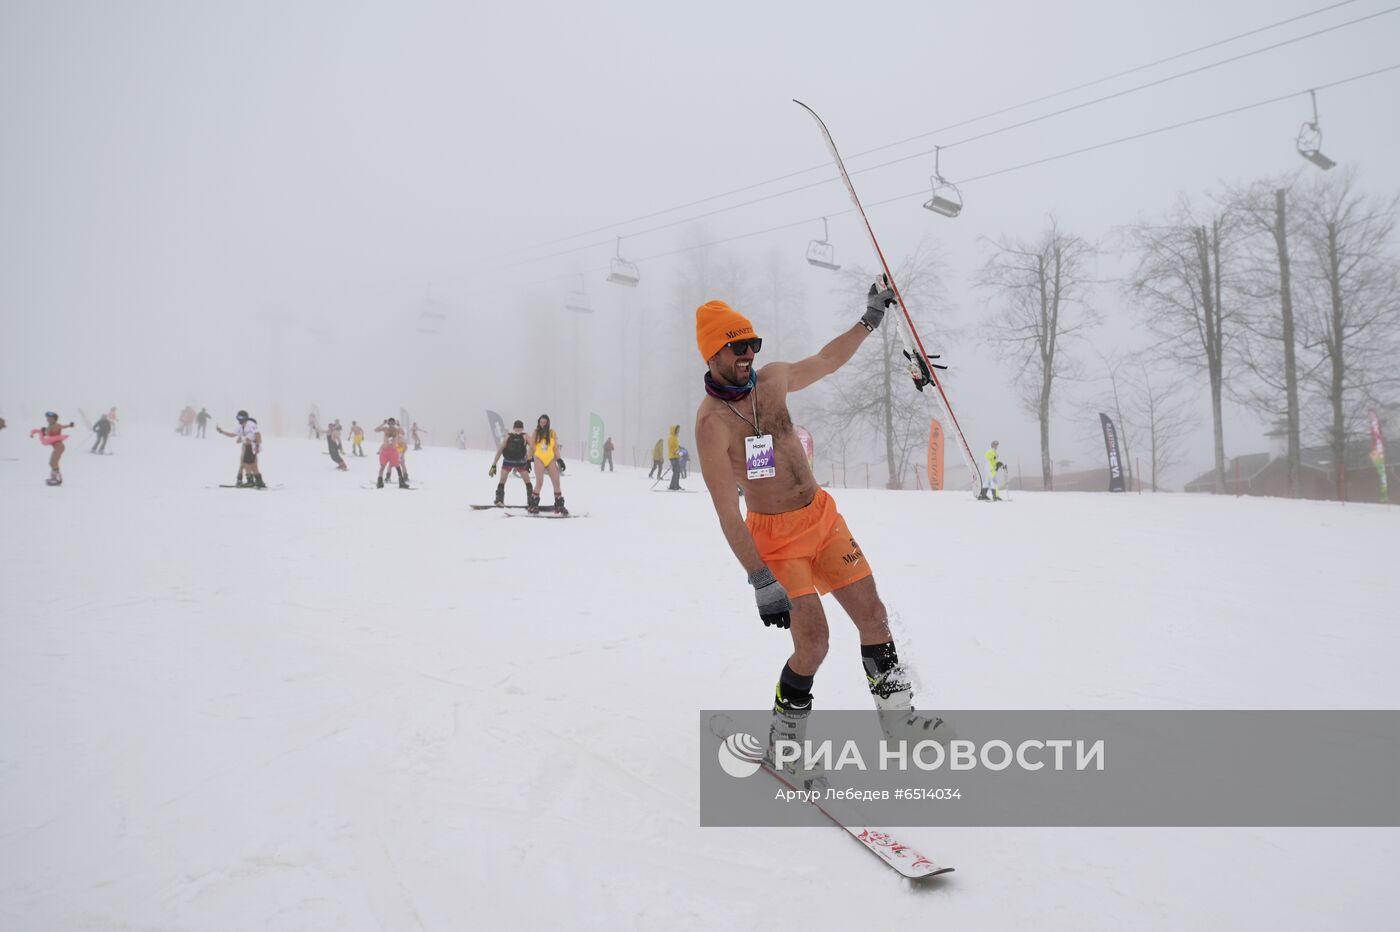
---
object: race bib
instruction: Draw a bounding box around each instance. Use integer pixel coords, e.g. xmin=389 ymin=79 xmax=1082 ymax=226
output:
xmin=745 ymin=434 xmax=776 ymax=480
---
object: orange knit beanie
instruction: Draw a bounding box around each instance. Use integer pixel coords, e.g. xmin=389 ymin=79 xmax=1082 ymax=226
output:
xmin=695 ymin=300 xmax=757 ymax=361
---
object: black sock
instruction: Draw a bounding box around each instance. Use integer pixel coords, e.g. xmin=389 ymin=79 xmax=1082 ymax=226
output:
xmin=861 ymin=641 xmax=900 ymax=679
xmin=775 ymin=662 xmax=814 ymax=711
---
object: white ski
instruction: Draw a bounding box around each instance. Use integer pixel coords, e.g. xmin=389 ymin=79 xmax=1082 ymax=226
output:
xmin=756 ymin=759 xmax=953 ymax=880
xmin=709 ymin=715 xmax=952 ymax=880
xmin=793 ymin=99 xmax=984 ymax=496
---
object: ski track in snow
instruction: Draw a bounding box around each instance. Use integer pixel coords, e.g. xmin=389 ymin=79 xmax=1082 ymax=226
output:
xmin=1 ymin=426 xmax=1397 ymax=930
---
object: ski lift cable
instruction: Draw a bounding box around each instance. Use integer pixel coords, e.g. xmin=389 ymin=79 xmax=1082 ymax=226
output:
xmin=490 ymin=9 xmax=1398 ymax=277
xmin=477 ymin=0 xmax=1369 ymax=263
xmin=510 ymin=62 xmax=1400 ymax=287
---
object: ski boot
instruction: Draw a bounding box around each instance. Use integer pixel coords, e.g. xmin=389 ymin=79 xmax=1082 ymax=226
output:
xmin=46 ymin=470 xmax=62 ymax=487
xmin=527 ymin=490 xmax=540 ymax=514
xmin=977 ymin=488 xmax=990 ymax=501
xmin=553 ymin=495 xmax=568 ymax=516
xmin=398 ymin=475 xmax=410 ymax=489
xmin=493 ymin=484 xmax=506 ymax=507
xmin=767 ymin=694 xmax=826 ymax=792
xmin=376 ymin=475 xmax=385 ymax=489
xmin=252 ymin=473 xmax=267 ymax=490
xmin=236 ymin=473 xmax=247 ymax=488
xmin=991 ymin=489 xmax=1001 ymax=502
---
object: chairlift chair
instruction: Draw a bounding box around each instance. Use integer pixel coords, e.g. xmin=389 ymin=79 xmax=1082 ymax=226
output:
xmin=565 ymin=276 xmax=592 ymax=313
xmin=416 ymin=308 xmax=446 ymax=334
xmin=1296 ymin=89 xmax=1336 ymax=171
xmin=805 ymin=217 xmax=841 ymax=271
xmin=922 ymin=146 xmax=963 ymax=218
xmin=607 ymin=236 xmax=640 ymax=287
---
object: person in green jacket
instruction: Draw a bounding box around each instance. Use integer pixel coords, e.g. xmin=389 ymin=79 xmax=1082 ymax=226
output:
xmin=667 ymin=425 xmax=683 ymax=490
xmin=979 ymin=440 xmax=1002 ymax=501
xmin=648 ymin=438 xmax=665 ymax=479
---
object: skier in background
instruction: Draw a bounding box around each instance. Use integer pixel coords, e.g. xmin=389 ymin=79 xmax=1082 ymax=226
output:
xmin=600 ymin=436 xmax=614 ymax=472
xmin=648 ymin=438 xmax=664 ymax=479
xmin=693 ymin=286 xmax=948 ymax=787
xmin=195 ymin=407 xmax=210 ymax=438
xmin=215 ymin=410 xmax=266 ymax=488
xmin=325 ymin=419 xmax=348 ymax=471
xmin=374 ymin=417 xmax=408 ymax=488
xmin=308 ymin=410 xmax=320 ymax=439
xmin=980 ymin=441 xmax=1002 ymax=501
xmin=489 ymin=419 xmax=534 ymax=506
xmin=90 ymin=411 xmax=112 ymax=454
xmin=411 ymin=422 xmax=425 ymax=451
xmin=679 ymin=445 xmax=690 ymax=479
xmin=349 ymin=421 xmax=365 ymax=457
xmin=32 ymin=412 xmax=75 ymax=485
xmin=667 ymin=425 xmax=683 ymax=490
xmin=528 ymin=413 xmax=568 ymax=515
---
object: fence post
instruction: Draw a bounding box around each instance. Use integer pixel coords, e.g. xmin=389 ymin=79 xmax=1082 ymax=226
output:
xmin=1137 ymin=457 xmax=1142 ymax=493
xmin=1235 ymin=458 xmax=1240 ymax=497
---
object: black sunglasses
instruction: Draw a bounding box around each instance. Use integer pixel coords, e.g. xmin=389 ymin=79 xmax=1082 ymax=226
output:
xmin=726 ymin=338 xmax=763 ymax=356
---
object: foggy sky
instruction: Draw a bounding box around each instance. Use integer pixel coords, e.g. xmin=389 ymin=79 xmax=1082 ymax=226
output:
xmin=3 ymin=0 xmax=1398 ymax=483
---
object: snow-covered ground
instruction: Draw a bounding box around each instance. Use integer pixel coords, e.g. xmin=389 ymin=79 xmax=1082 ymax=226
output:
xmin=2 ymin=424 xmax=1397 ymax=931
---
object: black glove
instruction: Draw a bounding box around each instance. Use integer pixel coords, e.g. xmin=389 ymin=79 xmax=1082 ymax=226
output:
xmin=557 ymin=458 xmax=567 ymax=473
xmin=748 ymin=566 xmax=792 ymax=629
xmin=862 ymin=276 xmax=895 ymax=331
xmin=488 ymin=464 xmax=497 ymax=477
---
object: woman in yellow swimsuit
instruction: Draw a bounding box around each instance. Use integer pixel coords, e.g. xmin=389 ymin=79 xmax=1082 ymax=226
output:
xmin=529 ymin=414 xmax=568 ymax=515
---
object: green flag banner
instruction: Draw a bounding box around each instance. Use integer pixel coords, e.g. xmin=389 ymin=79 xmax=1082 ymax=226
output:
xmin=587 ymin=413 xmax=605 ymax=465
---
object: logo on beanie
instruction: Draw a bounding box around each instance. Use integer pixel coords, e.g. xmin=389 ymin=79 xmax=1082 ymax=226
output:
xmin=725 ymin=328 xmax=753 ymax=339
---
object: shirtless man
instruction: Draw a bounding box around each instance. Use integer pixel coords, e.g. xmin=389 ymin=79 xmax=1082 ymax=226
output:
xmin=32 ymin=411 xmax=76 ymax=485
xmin=349 ymin=421 xmax=365 ymax=456
xmin=693 ymin=285 xmax=948 ymax=781
xmin=215 ymin=410 xmax=266 ymax=488
xmin=375 ymin=417 xmax=408 ymax=488
xmin=489 ymin=419 xmax=534 ymax=506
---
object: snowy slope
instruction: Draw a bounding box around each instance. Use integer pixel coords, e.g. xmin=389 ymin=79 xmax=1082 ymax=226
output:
xmin=1 ymin=425 xmax=1397 ymax=931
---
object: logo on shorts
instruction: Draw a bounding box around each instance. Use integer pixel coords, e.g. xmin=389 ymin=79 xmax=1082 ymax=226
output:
xmin=717 ymin=732 xmax=765 ymax=778
xmin=842 ymin=538 xmax=864 ymax=566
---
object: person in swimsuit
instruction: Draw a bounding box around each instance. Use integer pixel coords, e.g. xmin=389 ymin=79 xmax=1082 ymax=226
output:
xmin=215 ymin=410 xmax=266 ymax=488
xmin=375 ymin=417 xmax=408 ymax=488
xmin=349 ymin=421 xmax=365 ymax=457
xmin=528 ymin=414 xmax=567 ymax=515
xmin=693 ymin=284 xmax=950 ymax=783
xmin=32 ymin=412 xmax=75 ymax=485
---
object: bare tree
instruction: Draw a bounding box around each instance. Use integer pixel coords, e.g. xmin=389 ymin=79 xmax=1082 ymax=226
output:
xmin=1127 ymin=196 xmax=1238 ymax=492
xmin=980 ymin=216 xmax=1098 ymax=488
xmin=818 ymin=237 xmax=951 ymax=489
xmin=1223 ymin=176 xmax=1307 ymax=497
xmin=1130 ymin=362 xmax=1196 ymax=491
xmin=1294 ymin=170 xmax=1400 ymax=499
xmin=1074 ymin=349 xmax=1138 ymax=488
xmin=759 ymin=247 xmax=810 ymax=362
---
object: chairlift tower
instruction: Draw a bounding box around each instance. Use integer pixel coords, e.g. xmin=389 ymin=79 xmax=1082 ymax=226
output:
xmin=563 ymin=275 xmax=593 ymax=449
xmin=417 ymin=286 xmax=447 ymax=335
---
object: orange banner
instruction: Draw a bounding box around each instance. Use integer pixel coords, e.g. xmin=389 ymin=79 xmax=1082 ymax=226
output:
xmin=927 ymin=418 xmax=944 ymax=491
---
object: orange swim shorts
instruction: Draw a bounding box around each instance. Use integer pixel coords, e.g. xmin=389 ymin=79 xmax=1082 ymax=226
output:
xmin=745 ymin=488 xmax=872 ymax=599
